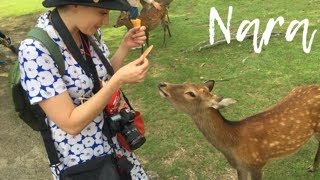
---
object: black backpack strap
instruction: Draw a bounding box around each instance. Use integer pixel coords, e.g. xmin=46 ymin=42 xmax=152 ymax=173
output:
xmin=26 ymin=27 xmax=64 ymax=168
xmin=40 ymin=129 xmax=61 ymax=168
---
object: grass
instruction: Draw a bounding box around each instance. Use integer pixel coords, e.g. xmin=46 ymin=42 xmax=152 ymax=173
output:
xmin=2 ymin=0 xmax=320 ymax=179
xmin=0 ymin=0 xmax=44 ymax=18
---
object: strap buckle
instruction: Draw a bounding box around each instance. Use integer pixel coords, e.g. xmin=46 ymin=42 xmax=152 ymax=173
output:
xmin=50 ymin=162 xmax=62 ymax=176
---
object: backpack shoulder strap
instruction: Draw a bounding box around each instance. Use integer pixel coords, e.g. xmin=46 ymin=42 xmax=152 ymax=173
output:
xmin=25 ymin=27 xmax=63 ymax=168
xmin=9 ymin=27 xmax=65 ymax=88
xmin=27 ymin=27 xmax=65 ymax=76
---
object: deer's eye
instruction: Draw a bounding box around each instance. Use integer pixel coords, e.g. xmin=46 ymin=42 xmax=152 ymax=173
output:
xmin=185 ymin=91 xmax=196 ymax=97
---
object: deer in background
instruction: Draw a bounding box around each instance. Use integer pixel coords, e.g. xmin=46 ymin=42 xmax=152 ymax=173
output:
xmin=158 ymin=80 xmax=320 ymax=180
xmin=114 ymin=0 xmax=172 ymax=49
xmin=139 ymin=0 xmax=173 ymax=23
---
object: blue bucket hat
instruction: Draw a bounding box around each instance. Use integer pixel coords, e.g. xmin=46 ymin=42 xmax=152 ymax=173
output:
xmin=42 ymin=0 xmax=131 ymax=11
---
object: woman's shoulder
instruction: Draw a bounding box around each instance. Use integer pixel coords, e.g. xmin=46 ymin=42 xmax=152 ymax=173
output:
xmin=22 ymin=10 xmax=67 ymax=53
xmin=19 ymin=38 xmax=51 ymax=61
xmin=35 ymin=11 xmax=51 ymax=28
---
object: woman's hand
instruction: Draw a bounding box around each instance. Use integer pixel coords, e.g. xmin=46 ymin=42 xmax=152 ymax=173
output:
xmin=113 ymin=55 xmax=149 ymax=85
xmin=121 ymin=26 xmax=147 ymax=50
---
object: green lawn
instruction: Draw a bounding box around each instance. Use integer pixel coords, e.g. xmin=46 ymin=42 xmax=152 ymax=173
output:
xmin=0 ymin=0 xmax=44 ymax=18
xmin=2 ymin=0 xmax=320 ymax=179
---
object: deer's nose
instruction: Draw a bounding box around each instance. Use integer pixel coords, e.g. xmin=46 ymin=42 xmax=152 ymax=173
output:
xmin=158 ymin=82 xmax=167 ymax=88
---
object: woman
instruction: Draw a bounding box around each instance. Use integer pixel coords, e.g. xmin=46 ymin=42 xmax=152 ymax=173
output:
xmin=18 ymin=0 xmax=149 ymax=179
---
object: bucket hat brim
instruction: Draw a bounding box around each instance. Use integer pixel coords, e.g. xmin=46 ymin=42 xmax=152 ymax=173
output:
xmin=42 ymin=0 xmax=131 ymax=11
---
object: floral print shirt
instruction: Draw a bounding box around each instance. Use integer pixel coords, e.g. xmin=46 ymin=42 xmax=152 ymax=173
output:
xmin=18 ymin=11 xmax=147 ymax=180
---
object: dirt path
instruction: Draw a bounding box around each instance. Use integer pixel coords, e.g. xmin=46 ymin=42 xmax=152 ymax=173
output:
xmin=0 ymin=11 xmax=52 ymax=180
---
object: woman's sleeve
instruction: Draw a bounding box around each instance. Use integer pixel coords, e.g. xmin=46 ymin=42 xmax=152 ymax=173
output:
xmin=18 ymin=38 xmax=67 ymax=105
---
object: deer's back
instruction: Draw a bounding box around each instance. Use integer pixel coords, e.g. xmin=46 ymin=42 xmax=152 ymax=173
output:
xmin=140 ymin=5 xmax=167 ymax=31
xmin=242 ymin=85 xmax=320 ymax=124
xmin=235 ymin=85 xmax=320 ymax=163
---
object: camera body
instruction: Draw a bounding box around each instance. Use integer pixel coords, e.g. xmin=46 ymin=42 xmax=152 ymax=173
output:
xmin=108 ymin=108 xmax=145 ymax=150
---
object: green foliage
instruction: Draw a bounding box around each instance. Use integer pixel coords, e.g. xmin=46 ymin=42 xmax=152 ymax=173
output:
xmin=3 ymin=0 xmax=320 ymax=179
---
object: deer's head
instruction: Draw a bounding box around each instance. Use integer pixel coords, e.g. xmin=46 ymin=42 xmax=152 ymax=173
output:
xmin=158 ymin=80 xmax=236 ymax=114
xmin=114 ymin=11 xmax=131 ymax=28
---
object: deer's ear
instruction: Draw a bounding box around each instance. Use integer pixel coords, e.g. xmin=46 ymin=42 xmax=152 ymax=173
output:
xmin=204 ymin=80 xmax=215 ymax=92
xmin=211 ymin=98 xmax=237 ymax=109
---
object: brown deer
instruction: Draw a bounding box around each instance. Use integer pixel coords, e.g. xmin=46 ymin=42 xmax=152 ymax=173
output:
xmin=139 ymin=0 xmax=173 ymax=23
xmin=158 ymin=80 xmax=320 ymax=180
xmin=114 ymin=1 xmax=172 ymax=49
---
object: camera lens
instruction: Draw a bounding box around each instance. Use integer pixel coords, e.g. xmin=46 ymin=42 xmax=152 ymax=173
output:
xmin=122 ymin=124 xmax=146 ymax=150
xmin=129 ymin=135 xmax=146 ymax=150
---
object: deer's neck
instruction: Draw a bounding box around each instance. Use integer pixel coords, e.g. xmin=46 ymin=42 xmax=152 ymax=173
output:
xmin=189 ymin=108 xmax=240 ymax=153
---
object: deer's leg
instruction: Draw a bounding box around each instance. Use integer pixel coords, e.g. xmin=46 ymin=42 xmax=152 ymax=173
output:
xmin=250 ymin=168 xmax=262 ymax=180
xmin=237 ymin=169 xmax=249 ymax=180
xmin=166 ymin=7 xmax=170 ymax=23
xmin=140 ymin=32 xmax=148 ymax=54
xmin=308 ymin=136 xmax=320 ymax=172
xmin=163 ymin=23 xmax=167 ymax=47
xmin=167 ymin=21 xmax=172 ymax=38
xmin=146 ymin=31 xmax=150 ymax=47
xmin=162 ymin=21 xmax=171 ymax=48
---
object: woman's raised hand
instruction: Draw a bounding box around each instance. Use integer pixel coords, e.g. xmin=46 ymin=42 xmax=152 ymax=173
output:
xmin=114 ymin=55 xmax=149 ymax=85
xmin=122 ymin=26 xmax=147 ymax=49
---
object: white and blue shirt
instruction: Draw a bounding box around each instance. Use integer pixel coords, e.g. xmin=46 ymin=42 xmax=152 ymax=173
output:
xmin=18 ymin=11 xmax=147 ymax=180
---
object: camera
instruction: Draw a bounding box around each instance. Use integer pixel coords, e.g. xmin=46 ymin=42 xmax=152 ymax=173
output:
xmin=108 ymin=108 xmax=146 ymax=150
